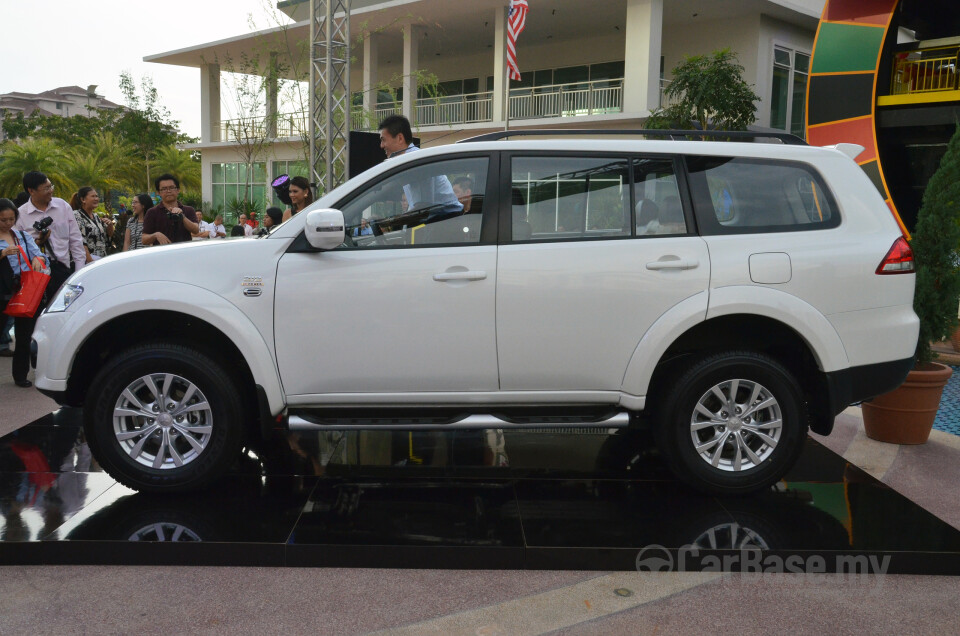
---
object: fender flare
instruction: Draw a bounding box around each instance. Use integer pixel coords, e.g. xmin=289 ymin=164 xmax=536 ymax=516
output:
xmin=621 ymin=291 xmax=709 ymax=400
xmin=56 ymin=282 xmax=285 ymax=413
xmin=620 ymin=287 xmax=849 ymax=398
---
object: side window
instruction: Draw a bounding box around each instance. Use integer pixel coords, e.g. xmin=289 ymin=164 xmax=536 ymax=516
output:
xmin=339 ymin=157 xmax=488 ymax=248
xmin=511 ymin=157 xmax=629 ymax=241
xmin=634 ymin=158 xmax=686 ymax=236
xmin=685 ymin=156 xmax=839 ymax=234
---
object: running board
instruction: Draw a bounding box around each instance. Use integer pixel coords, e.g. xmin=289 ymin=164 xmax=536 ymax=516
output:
xmin=287 ymin=412 xmax=631 ymax=431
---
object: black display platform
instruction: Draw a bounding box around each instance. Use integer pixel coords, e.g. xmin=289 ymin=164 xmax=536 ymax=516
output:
xmin=2 ymin=408 xmax=959 ymax=574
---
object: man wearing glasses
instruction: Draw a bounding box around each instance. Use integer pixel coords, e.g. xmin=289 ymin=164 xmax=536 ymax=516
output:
xmin=142 ymin=173 xmax=199 ymax=245
xmin=16 ymin=171 xmax=87 ymax=296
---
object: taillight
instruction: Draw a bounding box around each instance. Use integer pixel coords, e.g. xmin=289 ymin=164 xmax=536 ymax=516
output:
xmin=876 ymin=236 xmax=915 ymax=275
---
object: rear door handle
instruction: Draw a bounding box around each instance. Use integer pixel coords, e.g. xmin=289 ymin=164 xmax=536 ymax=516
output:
xmin=646 ymin=257 xmax=700 ymax=271
xmin=433 ymin=270 xmax=487 ymax=282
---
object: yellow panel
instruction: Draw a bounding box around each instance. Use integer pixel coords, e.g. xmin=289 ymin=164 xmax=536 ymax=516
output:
xmin=878 ymin=90 xmax=960 ymax=106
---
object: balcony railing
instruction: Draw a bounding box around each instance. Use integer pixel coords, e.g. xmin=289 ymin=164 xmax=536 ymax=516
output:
xmin=220 ymin=113 xmax=307 ymax=141
xmin=215 ymin=78 xmax=626 ymax=141
xmin=416 ymin=92 xmax=493 ymax=126
xmin=508 ymin=79 xmax=623 ymax=120
xmin=890 ymin=45 xmax=959 ymax=95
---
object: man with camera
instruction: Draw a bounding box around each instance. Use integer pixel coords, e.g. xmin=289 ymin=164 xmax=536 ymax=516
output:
xmin=15 ymin=171 xmax=87 ymax=297
xmin=141 ymin=174 xmax=199 ymax=246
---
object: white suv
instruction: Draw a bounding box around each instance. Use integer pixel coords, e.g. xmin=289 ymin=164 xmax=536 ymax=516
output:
xmin=32 ymin=132 xmax=919 ymax=494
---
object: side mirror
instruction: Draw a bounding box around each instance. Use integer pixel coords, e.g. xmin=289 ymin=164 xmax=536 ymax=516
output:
xmin=305 ymin=208 xmax=345 ymax=250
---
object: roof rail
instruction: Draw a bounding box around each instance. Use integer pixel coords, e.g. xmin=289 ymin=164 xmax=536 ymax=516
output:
xmin=458 ymin=129 xmax=808 ymax=145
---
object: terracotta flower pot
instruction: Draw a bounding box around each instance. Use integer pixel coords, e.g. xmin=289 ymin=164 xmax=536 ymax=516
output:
xmin=861 ymin=362 xmax=952 ymax=444
xmin=951 ymin=326 xmax=960 ymax=352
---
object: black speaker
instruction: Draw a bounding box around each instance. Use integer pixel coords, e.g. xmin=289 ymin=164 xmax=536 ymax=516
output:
xmin=349 ymin=131 xmax=420 ymax=178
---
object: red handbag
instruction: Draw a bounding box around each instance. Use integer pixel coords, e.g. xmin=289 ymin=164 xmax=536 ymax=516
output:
xmin=4 ymin=244 xmax=50 ymax=318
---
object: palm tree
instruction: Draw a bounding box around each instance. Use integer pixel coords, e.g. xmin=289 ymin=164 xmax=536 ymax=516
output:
xmin=65 ymin=132 xmax=135 ymax=203
xmin=151 ymin=145 xmax=201 ymax=194
xmin=0 ymin=137 xmax=76 ymax=196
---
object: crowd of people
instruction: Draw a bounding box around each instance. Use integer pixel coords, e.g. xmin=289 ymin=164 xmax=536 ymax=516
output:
xmin=0 ymin=168 xmax=315 ymax=387
xmin=1 ymin=114 xmax=438 ymax=388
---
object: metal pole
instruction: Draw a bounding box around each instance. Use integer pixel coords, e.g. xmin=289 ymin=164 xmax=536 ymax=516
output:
xmin=310 ymin=0 xmax=351 ymax=195
xmin=309 ymin=0 xmax=321 ymax=189
xmin=503 ymin=5 xmax=510 ymax=132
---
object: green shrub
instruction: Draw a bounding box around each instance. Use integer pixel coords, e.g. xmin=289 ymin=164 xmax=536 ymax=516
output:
xmin=912 ymin=124 xmax=960 ymax=364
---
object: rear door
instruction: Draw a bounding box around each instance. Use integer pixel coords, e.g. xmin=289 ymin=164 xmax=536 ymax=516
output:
xmin=495 ymin=153 xmax=711 ymax=392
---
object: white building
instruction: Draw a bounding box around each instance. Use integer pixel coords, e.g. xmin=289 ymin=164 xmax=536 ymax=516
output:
xmin=145 ymin=0 xmax=824 ymax=215
xmin=0 ymin=85 xmax=121 ymax=142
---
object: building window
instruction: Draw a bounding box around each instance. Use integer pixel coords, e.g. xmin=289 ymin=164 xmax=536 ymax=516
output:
xmin=270 ymin=160 xmax=310 ymax=208
xmin=770 ymin=46 xmax=810 ymax=138
xmin=211 ymin=162 xmax=267 ymax=223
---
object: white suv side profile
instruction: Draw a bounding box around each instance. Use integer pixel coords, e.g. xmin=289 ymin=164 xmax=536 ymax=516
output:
xmin=32 ymin=132 xmax=919 ymax=495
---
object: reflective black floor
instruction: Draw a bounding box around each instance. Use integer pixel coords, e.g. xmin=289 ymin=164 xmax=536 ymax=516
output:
xmin=2 ymin=409 xmax=959 ymax=573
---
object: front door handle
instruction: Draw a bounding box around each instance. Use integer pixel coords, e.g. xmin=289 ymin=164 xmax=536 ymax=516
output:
xmin=433 ymin=270 xmax=487 ymax=282
xmin=646 ymin=257 xmax=700 ymax=271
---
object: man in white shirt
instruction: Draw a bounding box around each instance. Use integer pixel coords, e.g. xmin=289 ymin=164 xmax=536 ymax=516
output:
xmin=192 ymin=215 xmax=212 ymax=240
xmin=239 ymin=214 xmax=253 ymax=237
xmin=16 ymin=171 xmax=86 ymax=297
xmin=378 ymin=115 xmax=462 ymax=221
xmin=210 ymin=215 xmax=227 ymax=239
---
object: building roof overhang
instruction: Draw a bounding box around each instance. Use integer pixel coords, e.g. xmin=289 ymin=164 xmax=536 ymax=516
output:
xmin=146 ymin=0 xmax=822 ymax=78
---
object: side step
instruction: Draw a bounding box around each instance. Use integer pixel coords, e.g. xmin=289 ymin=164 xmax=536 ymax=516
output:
xmin=287 ymin=412 xmax=631 ymax=431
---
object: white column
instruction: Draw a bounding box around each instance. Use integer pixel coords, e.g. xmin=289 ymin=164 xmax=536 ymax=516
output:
xmin=266 ymin=53 xmax=278 ymax=138
xmin=363 ymin=32 xmax=379 ymax=123
xmin=623 ymin=0 xmax=663 ymax=115
xmin=200 ymin=63 xmax=221 ymax=143
xmin=493 ymin=7 xmax=507 ymax=122
xmin=402 ymin=23 xmax=420 ymax=122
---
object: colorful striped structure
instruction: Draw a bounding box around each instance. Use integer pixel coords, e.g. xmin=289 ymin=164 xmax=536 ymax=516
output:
xmin=806 ymin=0 xmax=907 ymax=236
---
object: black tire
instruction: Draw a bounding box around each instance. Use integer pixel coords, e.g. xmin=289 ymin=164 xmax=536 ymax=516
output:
xmin=654 ymin=351 xmax=807 ymax=496
xmin=84 ymin=342 xmax=246 ymax=493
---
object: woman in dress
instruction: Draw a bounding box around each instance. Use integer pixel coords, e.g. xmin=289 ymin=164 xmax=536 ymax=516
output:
xmin=0 ymin=198 xmax=47 ymax=387
xmin=71 ymin=187 xmax=114 ymax=262
xmin=123 ymin=194 xmax=152 ymax=251
xmin=281 ymin=176 xmax=314 ymax=222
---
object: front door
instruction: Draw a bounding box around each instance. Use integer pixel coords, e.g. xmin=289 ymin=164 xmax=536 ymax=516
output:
xmin=274 ymin=155 xmax=499 ymax=398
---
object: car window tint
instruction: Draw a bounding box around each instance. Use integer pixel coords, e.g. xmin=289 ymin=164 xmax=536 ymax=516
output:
xmin=511 ymin=157 xmax=630 ymax=241
xmin=685 ymin=156 xmax=839 ymax=234
xmin=339 ymin=157 xmax=488 ymax=248
xmin=634 ymin=158 xmax=686 ymax=236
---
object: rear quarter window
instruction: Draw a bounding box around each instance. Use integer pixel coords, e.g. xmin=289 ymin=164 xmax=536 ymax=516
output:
xmin=685 ymin=156 xmax=840 ymax=235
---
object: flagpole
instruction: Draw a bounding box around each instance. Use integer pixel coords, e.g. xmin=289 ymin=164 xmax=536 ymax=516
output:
xmin=504 ymin=4 xmax=510 ymax=133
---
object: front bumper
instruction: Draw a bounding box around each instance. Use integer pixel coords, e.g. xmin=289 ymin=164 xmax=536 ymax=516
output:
xmin=32 ymin=311 xmax=71 ymax=399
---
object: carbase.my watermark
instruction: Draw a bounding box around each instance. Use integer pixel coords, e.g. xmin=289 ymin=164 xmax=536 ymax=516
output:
xmin=636 ymin=543 xmax=890 ymax=585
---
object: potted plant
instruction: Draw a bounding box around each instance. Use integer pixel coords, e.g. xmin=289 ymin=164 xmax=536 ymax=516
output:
xmin=862 ymin=124 xmax=960 ymax=444
xmin=950 ymin=300 xmax=960 ymax=352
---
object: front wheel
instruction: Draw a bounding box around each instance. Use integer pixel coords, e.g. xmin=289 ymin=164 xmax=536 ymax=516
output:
xmin=84 ymin=342 xmax=246 ymax=492
xmin=654 ymin=351 xmax=808 ymax=495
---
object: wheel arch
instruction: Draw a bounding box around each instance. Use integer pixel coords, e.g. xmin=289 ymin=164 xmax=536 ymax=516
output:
xmin=623 ymin=287 xmax=850 ymax=436
xmin=62 ymin=305 xmax=282 ymax=419
xmin=637 ymin=314 xmax=840 ymax=435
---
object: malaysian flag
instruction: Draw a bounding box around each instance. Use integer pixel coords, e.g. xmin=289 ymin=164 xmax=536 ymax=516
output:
xmin=507 ymin=0 xmax=529 ymax=81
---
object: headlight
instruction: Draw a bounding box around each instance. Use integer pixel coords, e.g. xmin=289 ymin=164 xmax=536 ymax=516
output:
xmin=47 ymin=284 xmax=84 ymax=313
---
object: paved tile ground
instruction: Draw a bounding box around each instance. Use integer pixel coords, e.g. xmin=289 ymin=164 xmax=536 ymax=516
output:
xmin=934 ymin=365 xmax=960 ymax=436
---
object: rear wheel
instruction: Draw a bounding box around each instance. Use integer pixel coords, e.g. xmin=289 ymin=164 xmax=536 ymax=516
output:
xmin=654 ymin=351 xmax=807 ymax=495
xmin=84 ymin=342 xmax=246 ymax=492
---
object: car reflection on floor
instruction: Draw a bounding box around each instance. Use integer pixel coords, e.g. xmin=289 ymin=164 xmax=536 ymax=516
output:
xmin=1 ymin=409 xmax=960 ymax=572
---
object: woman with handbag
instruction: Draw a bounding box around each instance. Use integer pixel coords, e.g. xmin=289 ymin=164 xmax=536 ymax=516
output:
xmin=0 ymin=198 xmax=49 ymax=387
